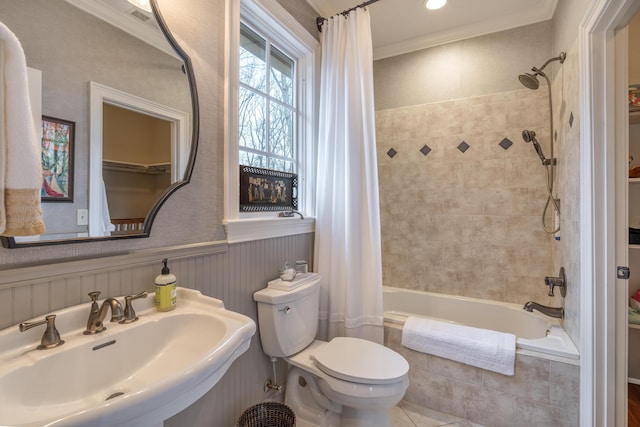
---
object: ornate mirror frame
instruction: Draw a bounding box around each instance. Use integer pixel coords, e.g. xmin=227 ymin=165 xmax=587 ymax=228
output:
xmin=1 ymin=0 xmax=199 ymax=249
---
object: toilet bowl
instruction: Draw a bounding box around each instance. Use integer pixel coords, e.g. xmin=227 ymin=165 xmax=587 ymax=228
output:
xmin=285 ymin=339 xmax=409 ymax=427
xmin=253 ymin=275 xmax=409 ymax=427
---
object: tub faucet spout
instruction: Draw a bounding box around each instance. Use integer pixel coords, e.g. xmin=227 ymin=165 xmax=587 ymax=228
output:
xmin=523 ymin=301 xmax=564 ymax=319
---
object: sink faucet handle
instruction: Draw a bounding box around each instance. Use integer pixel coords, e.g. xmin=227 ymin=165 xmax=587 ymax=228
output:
xmin=88 ymin=291 xmax=101 ymax=302
xmin=120 ymin=291 xmax=148 ymax=324
xmin=19 ymin=314 xmax=65 ymax=350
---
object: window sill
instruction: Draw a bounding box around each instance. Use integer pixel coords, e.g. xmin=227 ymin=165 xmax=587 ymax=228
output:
xmin=223 ymin=216 xmax=315 ymax=244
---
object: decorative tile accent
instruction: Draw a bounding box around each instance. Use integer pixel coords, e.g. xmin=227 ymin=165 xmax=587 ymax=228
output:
xmin=498 ymin=138 xmax=513 ymax=150
xmin=387 ymin=148 xmax=397 ymax=158
xmin=420 ymin=144 xmax=432 ymax=156
xmin=457 ymin=141 xmax=470 ymax=153
xmin=569 ymin=112 xmax=574 ymax=128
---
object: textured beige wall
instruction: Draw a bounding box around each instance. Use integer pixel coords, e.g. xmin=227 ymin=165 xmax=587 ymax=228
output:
xmin=373 ymin=21 xmax=553 ymax=110
xmin=551 ymin=39 xmax=580 ymax=348
xmin=552 ymin=0 xmax=590 ymax=60
xmin=376 ymin=88 xmax=558 ymax=306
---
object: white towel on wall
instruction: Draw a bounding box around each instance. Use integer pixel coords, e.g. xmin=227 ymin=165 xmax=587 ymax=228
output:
xmin=401 ymin=316 xmax=516 ymax=376
xmin=0 ymin=20 xmax=45 ymax=236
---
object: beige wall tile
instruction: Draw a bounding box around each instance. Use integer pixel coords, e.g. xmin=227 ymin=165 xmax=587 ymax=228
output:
xmin=452 ymin=380 xmax=516 ymax=427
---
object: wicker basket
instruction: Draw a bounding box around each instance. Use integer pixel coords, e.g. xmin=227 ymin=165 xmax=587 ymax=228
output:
xmin=237 ymin=402 xmax=296 ymax=427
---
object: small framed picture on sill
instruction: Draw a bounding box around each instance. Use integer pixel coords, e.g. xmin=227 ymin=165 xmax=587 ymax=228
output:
xmin=239 ymin=165 xmax=297 ymax=212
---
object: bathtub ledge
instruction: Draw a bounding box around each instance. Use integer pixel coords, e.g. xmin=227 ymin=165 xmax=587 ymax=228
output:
xmin=517 ymin=324 xmax=579 ymax=362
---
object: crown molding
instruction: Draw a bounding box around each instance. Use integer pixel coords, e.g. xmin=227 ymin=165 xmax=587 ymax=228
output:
xmin=375 ymin=0 xmax=557 ymax=59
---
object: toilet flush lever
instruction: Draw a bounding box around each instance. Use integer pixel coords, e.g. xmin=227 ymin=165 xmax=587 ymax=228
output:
xmin=279 ymin=306 xmax=292 ymax=314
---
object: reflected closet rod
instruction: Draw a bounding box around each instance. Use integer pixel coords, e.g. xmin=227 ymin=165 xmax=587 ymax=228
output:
xmin=316 ymin=0 xmax=382 ymax=32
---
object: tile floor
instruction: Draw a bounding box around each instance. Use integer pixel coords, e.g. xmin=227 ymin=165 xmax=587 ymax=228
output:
xmin=391 ymin=401 xmax=485 ymax=427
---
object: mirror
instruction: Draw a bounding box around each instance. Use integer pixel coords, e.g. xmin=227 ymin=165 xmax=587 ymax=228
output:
xmin=0 ymin=0 xmax=199 ymax=248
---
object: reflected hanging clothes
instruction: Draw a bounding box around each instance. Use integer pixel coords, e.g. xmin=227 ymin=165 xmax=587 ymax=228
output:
xmin=99 ymin=177 xmax=115 ymax=236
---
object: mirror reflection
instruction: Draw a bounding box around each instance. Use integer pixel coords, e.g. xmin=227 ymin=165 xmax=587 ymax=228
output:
xmin=0 ymin=0 xmax=194 ymax=246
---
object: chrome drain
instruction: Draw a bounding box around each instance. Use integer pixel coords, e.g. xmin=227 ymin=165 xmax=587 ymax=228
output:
xmin=105 ymin=391 xmax=125 ymax=401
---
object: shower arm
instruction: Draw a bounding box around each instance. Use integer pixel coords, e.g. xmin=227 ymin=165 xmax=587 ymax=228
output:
xmin=538 ymin=53 xmax=566 ymax=74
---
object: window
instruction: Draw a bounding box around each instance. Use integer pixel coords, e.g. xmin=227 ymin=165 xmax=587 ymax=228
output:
xmin=224 ymin=0 xmax=319 ymax=243
xmin=239 ymin=24 xmax=296 ymax=173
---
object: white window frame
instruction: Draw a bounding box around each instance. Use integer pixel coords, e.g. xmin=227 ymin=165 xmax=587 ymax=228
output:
xmin=224 ymin=0 xmax=319 ymax=243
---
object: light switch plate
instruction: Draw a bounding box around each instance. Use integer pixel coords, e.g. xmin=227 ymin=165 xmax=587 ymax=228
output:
xmin=77 ymin=209 xmax=88 ymax=226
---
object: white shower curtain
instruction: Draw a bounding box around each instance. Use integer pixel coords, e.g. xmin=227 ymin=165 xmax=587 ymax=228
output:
xmin=314 ymin=8 xmax=384 ymax=344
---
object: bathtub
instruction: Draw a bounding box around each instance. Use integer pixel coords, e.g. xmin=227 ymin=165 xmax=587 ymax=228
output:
xmin=382 ymin=286 xmax=579 ymax=360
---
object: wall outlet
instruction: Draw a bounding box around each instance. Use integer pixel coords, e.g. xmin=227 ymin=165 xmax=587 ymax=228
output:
xmin=77 ymin=209 xmax=88 ymax=226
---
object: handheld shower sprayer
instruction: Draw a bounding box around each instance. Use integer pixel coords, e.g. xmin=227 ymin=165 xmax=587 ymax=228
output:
xmin=522 ymin=130 xmax=548 ymax=165
xmin=518 ymin=52 xmax=566 ymax=235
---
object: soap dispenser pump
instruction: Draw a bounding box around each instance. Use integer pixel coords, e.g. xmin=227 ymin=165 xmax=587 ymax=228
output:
xmin=155 ymin=258 xmax=177 ymax=311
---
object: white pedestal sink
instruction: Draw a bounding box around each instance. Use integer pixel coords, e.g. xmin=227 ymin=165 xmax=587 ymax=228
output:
xmin=0 ymin=288 xmax=256 ymax=427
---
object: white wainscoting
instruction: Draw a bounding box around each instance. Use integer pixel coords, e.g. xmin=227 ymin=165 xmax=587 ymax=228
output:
xmin=0 ymin=233 xmax=314 ymax=426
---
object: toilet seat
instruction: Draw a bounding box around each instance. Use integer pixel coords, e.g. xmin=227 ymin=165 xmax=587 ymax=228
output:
xmin=287 ymin=340 xmax=409 ymax=410
xmin=311 ymin=337 xmax=409 ymax=385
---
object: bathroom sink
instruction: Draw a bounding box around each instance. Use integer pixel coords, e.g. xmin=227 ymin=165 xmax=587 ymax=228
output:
xmin=0 ymin=288 xmax=256 ymax=427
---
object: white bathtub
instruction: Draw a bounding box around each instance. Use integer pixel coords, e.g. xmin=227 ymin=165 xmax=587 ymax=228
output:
xmin=383 ymin=286 xmax=579 ymax=360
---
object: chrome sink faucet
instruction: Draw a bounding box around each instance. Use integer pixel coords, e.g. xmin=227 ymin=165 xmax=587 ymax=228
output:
xmin=84 ymin=291 xmax=124 ymax=335
xmin=523 ymin=301 xmax=564 ymax=319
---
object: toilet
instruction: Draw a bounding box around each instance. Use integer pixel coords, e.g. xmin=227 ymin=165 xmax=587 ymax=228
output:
xmin=253 ymin=274 xmax=409 ymax=427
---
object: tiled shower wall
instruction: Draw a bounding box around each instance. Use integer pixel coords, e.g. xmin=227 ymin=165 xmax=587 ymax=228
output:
xmin=551 ymin=39 xmax=581 ymax=347
xmin=376 ymin=88 xmax=559 ymax=306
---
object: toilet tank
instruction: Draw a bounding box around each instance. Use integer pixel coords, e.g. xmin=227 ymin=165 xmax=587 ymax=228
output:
xmin=253 ymin=276 xmax=321 ymax=357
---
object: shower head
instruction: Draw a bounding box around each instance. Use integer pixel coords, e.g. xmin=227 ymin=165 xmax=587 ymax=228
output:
xmin=518 ymin=72 xmax=540 ymax=90
xmin=518 ymin=52 xmax=566 ymax=90
xmin=518 ymin=66 xmax=546 ymax=90
xmin=522 ymin=130 xmax=547 ymax=164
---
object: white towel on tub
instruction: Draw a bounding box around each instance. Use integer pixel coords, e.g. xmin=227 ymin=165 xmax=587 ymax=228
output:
xmin=401 ymin=316 xmax=516 ymax=376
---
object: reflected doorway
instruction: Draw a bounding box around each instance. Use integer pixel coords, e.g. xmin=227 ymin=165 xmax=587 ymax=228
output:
xmin=103 ymin=104 xmax=172 ymax=234
xmin=88 ymin=81 xmax=189 ymax=237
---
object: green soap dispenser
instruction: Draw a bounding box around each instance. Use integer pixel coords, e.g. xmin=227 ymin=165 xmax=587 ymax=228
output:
xmin=155 ymin=258 xmax=177 ymax=311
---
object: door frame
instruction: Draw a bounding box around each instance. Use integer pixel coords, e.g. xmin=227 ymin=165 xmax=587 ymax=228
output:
xmin=580 ymin=0 xmax=640 ymax=425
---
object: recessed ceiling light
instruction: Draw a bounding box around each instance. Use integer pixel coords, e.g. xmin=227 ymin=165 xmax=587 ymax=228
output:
xmin=127 ymin=0 xmax=152 ymax=13
xmin=425 ymin=0 xmax=447 ymax=10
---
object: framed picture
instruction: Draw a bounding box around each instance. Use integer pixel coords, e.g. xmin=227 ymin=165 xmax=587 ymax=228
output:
xmin=41 ymin=116 xmax=74 ymax=202
xmin=239 ymin=165 xmax=297 ymax=212
xmin=630 ymin=84 xmax=640 ymax=111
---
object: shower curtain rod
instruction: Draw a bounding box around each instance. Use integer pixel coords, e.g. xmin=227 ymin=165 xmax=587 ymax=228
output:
xmin=316 ymin=0 xmax=382 ymax=32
